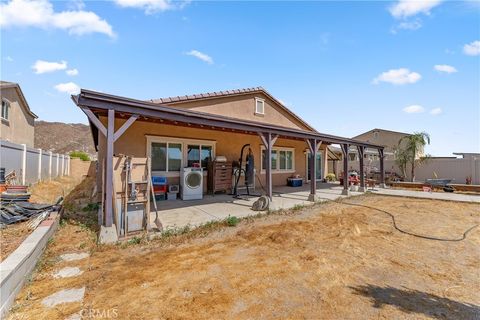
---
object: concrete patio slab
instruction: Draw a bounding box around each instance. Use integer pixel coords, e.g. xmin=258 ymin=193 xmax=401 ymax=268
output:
xmin=149 ymin=183 xmax=362 ymax=230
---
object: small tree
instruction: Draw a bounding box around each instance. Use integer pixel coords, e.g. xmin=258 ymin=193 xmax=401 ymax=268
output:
xmin=394 ymin=147 xmax=409 ymax=180
xmin=398 ymin=132 xmax=430 ymax=182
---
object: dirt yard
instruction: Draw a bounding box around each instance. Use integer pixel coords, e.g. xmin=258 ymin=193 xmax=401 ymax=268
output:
xmin=0 ymin=175 xmax=86 ymax=261
xmin=6 ymin=195 xmax=480 ymax=320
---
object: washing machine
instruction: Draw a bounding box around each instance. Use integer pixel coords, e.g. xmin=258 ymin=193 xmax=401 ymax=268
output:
xmin=180 ymin=167 xmax=203 ymax=200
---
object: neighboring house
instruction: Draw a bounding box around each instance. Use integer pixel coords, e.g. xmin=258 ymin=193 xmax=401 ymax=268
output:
xmin=351 ymin=128 xmax=415 ymax=160
xmin=0 ymin=81 xmax=37 ymax=147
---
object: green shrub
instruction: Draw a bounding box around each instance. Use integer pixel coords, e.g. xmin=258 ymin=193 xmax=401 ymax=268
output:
xmin=70 ymin=150 xmax=90 ymax=161
xmin=325 ymin=173 xmax=337 ymax=182
xmin=226 ymin=215 xmax=239 ymax=227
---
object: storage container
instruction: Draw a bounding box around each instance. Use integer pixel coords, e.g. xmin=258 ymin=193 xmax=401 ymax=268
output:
xmin=167 ymin=192 xmax=177 ymax=200
xmin=287 ymin=178 xmax=303 ymax=187
xmin=151 ymin=176 xmax=167 ymax=186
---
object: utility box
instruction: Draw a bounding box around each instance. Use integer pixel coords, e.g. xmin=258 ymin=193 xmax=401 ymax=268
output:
xmin=127 ymin=203 xmax=145 ymax=232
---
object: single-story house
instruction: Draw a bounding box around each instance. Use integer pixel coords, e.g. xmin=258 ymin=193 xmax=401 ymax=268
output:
xmin=72 ymin=87 xmax=385 ymax=233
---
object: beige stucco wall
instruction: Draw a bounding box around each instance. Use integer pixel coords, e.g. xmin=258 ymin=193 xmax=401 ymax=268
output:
xmin=0 ymin=87 xmax=35 ymax=147
xmin=96 ymin=117 xmax=328 ymax=194
xmin=162 ymin=92 xmax=312 ymax=132
xmin=353 ymin=130 xmax=424 ymax=160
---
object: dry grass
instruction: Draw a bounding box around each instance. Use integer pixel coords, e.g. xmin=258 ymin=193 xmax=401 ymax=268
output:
xmin=1 ymin=175 xmax=85 ymax=261
xmin=7 ymin=195 xmax=480 ymax=319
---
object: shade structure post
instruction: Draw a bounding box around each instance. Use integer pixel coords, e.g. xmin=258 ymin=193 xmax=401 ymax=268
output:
xmin=258 ymin=132 xmax=277 ymax=201
xmin=357 ymin=145 xmax=366 ymax=192
xmin=341 ymin=144 xmax=350 ymax=196
xmin=105 ymin=109 xmax=115 ymax=227
xmin=306 ymin=138 xmax=322 ymax=201
xmin=379 ymin=148 xmax=386 ymax=188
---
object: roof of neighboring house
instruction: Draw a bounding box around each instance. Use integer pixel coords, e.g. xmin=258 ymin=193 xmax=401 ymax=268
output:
xmin=352 ymin=128 xmax=411 ymax=139
xmin=150 ymin=86 xmax=316 ymax=132
xmin=0 ymin=81 xmax=38 ymax=118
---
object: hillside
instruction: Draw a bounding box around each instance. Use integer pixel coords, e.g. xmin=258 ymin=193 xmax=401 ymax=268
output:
xmin=34 ymin=121 xmax=95 ymax=155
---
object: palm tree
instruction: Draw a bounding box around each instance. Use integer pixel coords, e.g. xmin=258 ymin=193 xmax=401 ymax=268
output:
xmin=399 ymin=132 xmax=430 ymax=182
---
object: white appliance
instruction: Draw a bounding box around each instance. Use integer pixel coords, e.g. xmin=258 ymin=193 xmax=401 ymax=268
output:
xmin=180 ymin=167 xmax=203 ymax=200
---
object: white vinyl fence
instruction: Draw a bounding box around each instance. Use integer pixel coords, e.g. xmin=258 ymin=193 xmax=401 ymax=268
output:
xmin=332 ymin=157 xmax=480 ymax=185
xmin=0 ymin=140 xmax=70 ymax=185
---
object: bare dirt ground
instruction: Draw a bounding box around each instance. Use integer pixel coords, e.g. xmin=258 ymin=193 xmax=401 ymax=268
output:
xmin=6 ymin=194 xmax=480 ymax=320
xmin=0 ymin=175 xmax=85 ymax=261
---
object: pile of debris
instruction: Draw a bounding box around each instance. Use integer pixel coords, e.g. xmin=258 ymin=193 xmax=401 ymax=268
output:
xmin=0 ymin=169 xmax=62 ymax=229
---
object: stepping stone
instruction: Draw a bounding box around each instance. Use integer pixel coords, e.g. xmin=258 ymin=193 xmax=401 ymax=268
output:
xmin=65 ymin=312 xmax=82 ymax=320
xmin=60 ymin=252 xmax=89 ymax=262
xmin=53 ymin=267 xmax=83 ymax=279
xmin=42 ymin=287 xmax=85 ymax=308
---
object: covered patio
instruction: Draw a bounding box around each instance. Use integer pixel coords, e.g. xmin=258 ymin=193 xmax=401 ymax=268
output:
xmin=149 ymin=183 xmax=364 ymax=230
xmin=72 ymin=89 xmax=386 ymax=241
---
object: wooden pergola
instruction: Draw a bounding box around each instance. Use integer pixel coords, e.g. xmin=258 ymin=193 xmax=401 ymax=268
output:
xmin=72 ymin=89 xmax=385 ymax=228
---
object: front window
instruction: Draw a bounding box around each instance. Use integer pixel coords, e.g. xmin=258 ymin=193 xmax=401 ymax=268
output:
xmin=261 ymin=147 xmax=294 ymax=172
xmin=152 ymin=142 xmax=182 ymax=172
xmin=149 ymin=137 xmax=215 ymax=173
xmin=1 ymin=99 xmax=10 ymax=120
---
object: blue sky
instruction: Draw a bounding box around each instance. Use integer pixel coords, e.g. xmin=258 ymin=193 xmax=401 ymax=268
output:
xmin=1 ymin=0 xmax=479 ymax=155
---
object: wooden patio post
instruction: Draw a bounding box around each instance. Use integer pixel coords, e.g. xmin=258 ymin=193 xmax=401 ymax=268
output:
xmin=357 ymin=145 xmax=366 ymax=192
xmin=306 ymin=139 xmax=322 ymax=201
xmin=258 ymin=132 xmax=278 ymax=201
xmin=379 ymin=148 xmax=386 ymax=188
xmin=105 ymin=109 xmax=115 ymax=227
xmin=341 ymin=143 xmax=350 ymax=196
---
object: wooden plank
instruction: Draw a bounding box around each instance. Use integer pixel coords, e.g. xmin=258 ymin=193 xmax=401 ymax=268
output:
xmin=266 ymin=133 xmax=273 ymax=200
xmin=310 ymin=139 xmax=317 ymax=196
xmin=357 ymin=145 xmax=365 ymax=189
xmin=81 ymin=107 xmax=107 ymax=137
xmin=114 ymin=114 xmax=138 ymax=142
xmin=105 ymin=109 xmax=115 ymax=227
xmin=342 ymin=144 xmax=349 ymax=190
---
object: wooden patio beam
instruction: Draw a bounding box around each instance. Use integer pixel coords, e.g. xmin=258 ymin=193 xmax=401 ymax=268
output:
xmin=114 ymin=114 xmax=138 ymax=142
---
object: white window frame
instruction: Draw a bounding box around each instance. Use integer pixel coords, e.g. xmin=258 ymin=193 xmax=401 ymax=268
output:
xmin=146 ymin=135 xmax=216 ymax=177
xmin=305 ymin=149 xmax=324 ymax=182
xmin=1 ymin=98 xmax=10 ymax=121
xmin=255 ymin=97 xmax=265 ymax=115
xmin=260 ymin=146 xmax=295 ymax=174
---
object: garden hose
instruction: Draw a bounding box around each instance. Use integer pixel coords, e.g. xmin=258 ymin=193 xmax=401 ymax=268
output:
xmin=337 ymin=200 xmax=479 ymax=242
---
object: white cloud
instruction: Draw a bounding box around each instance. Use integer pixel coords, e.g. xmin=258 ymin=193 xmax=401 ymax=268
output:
xmin=434 ymin=64 xmax=457 ymax=74
xmin=0 ymin=0 xmax=115 ymax=38
xmin=463 ymin=40 xmax=480 ymax=56
xmin=66 ymin=68 xmax=79 ymax=76
xmin=114 ymin=0 xmax=189 ymax=14
xmin=185 ymin=50 xmax=214 ymax=64
xmin=54 ymin=82 xmax=80 ymax=94
xmin=389 ymin=0 xmax=442 ymax=19
xmin=373 ymin=68 xmax=421 ymax=85
xmin=403 ymin=105 xmax=425 ymax=114
xmin=5 ymin=56 xmax=14 ymax=62
xmin=32 ymin=60 xmax=67 ymax=74
xmin=391 ymin=19 xmax=422 ymax=33
xmin=430 ymin=108 xmax=442 ymax=115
